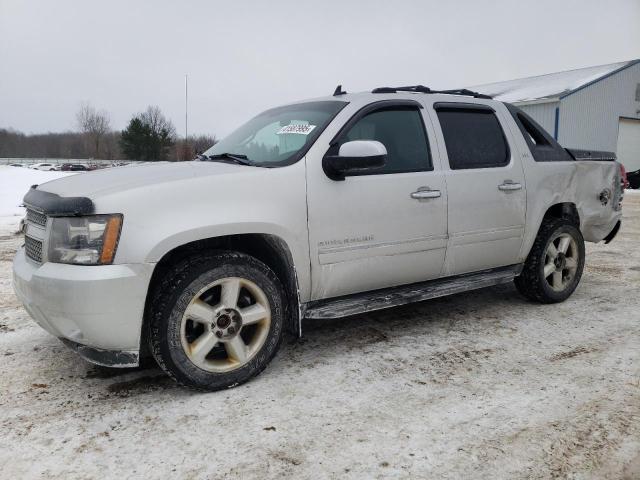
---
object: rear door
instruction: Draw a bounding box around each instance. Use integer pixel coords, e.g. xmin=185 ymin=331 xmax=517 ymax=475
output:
xmin=428 ymin=101 xmax=527 ymax=276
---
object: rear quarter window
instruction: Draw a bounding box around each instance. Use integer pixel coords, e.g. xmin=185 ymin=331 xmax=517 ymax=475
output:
xmin=504 ymin=103 xmax=572 ymax=162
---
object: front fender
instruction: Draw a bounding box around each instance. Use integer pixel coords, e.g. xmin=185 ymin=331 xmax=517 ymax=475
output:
xmin=146 ymin=222 xmax=300 ymax=263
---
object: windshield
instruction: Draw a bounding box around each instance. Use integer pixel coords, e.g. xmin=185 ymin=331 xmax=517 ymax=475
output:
xmin=203 ymin=100 xmax=347 ymax=167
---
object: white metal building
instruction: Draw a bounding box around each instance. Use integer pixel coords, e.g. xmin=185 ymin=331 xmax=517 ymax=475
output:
xmin=471 ymin=60 xmax=640 ymax=173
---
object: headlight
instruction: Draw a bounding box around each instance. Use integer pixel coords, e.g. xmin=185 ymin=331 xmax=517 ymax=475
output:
xmin=48 ymin=214 xmax=123 ymax=265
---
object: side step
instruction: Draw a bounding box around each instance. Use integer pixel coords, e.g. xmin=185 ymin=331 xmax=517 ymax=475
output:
xmin=303 ymin=264 xmax=522 ymax=320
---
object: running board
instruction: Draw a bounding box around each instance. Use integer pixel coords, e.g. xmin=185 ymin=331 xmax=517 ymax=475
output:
xmin=303 ymin=265 xmax=522 ymax=320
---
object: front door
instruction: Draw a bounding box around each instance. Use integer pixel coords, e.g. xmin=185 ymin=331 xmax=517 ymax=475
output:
xmin=428 ymin=101 xmax=527 ymax=276
xmin=306 ymin=100 xmax=448 ymax=300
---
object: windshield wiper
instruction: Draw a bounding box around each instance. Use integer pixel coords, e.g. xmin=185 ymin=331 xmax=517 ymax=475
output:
xmin=206 ymin=153 xmax=255 ymax=166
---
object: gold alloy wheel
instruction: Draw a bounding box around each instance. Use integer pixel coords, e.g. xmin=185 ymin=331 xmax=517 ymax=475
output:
xmin=543 ymin=232 xmax=579 ymax=292
xmin=180 ymin=277 xmax=271 ymax=373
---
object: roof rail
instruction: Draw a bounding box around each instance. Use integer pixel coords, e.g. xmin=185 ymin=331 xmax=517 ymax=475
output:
xmin=436 ymin=88 xmax=493 ymax=99
xmin=372 ymin=85 xmax=432 ymax=94
xmin=371 ymin=85 xmax=492 ymax=99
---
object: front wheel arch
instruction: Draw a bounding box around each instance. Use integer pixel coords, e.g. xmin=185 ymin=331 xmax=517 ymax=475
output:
xmin=140 ymin=234 xmax=301 ymax=359
xmin=149 ymin=251 xmax=285 ymax=390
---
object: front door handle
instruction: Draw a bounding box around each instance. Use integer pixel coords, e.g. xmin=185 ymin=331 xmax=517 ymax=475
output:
xmin=411 ymin=188 xmax=441 ymax=199
xmin=498 ymin=181 xmax=522 ymax=191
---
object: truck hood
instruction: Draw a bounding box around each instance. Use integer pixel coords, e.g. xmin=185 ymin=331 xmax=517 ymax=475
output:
xmin=36 ymin=161 xmax=254 ymax=198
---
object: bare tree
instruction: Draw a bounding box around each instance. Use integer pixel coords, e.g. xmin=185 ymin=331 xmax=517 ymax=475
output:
xmin=174 ymin=134 xmax=217 ymax=161
xmin=191 ymin=134 xmax=217 ymax=154
xmin=0 ymin=128 xmax=94 ymax=158
xmin=140 ymin=105 xmax=176 ymax=139
xmin=76 ymin=102 xmax=111 ymax=158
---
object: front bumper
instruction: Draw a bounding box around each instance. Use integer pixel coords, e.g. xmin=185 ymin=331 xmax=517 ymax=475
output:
xmin=60 ymin=338 xmax=139 ymax=367
xmin=12 ymin=247 xmax=155 ymax=367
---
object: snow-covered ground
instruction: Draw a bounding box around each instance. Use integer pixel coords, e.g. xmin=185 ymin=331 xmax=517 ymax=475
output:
xmin=0 ymin=166 xmax=77 ymax=232
xmin=0 ymin=168 xmax=639 ymax=479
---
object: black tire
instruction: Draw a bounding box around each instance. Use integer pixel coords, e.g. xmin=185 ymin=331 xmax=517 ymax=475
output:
xmin=149 ymin=251 xmax=285 ymax=391
xmin=515 ymin=218 xmax=585 ymax=304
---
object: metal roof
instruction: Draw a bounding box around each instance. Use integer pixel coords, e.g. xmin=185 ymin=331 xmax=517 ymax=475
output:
xmin=469 ymin=59 xmax=640 ymax=105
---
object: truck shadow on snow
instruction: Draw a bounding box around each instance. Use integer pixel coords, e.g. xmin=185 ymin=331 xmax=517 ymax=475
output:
xmin=300 ymin=282 xmax=524 ymax=340
xmin=82 ymin=358 xmax=177 ymax=397
xmin=62 ymin=282 xmax=528 ymax=396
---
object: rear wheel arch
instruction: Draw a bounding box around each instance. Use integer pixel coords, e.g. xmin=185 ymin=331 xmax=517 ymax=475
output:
xmin=542 ymin=202 xmax=580 ymax=228
xmin=527 ymin=202 xmax=580 ymax=253
xmin=516 ymin=216 xmax=585 ymax=303
xmin=141 ymin=234 xmax=301 ymax=358
xmin=520 ymin=202 xmax=581 ymax=265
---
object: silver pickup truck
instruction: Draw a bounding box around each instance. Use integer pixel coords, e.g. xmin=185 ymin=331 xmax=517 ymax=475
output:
xmin=13 ymin=85 xmax=624 ymax=390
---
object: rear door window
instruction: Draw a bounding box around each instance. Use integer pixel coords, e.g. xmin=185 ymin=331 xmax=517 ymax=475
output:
xmin=435 ymin=106 xmax=510 ymax=169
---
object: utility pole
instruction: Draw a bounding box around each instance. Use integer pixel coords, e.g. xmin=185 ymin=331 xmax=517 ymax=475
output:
xmin=181 ymin=74 xmax=189 ymax=161
xmin=185 ymin=74 xmax=188 ymax=146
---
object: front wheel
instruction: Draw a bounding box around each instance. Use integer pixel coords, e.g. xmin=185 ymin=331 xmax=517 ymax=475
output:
xmin=515 ymin=219 xmax=585 ymax=303
xmin=149 ymin=251 xmax=285 ymax=391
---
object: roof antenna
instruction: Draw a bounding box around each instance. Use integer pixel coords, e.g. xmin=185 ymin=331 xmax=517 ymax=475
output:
xmin=333 ymin=84 xmax=347 ymax=96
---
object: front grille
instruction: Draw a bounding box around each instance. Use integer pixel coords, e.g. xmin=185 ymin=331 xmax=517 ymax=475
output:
xmin=25 ymin=236 xmax=43 ymax=263
xmin=26 ymin=208 xmax=47 ymax=227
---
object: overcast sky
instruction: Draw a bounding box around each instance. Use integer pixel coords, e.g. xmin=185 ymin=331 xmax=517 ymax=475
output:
xmin=1 ymin=0 xmax=639 ymax=138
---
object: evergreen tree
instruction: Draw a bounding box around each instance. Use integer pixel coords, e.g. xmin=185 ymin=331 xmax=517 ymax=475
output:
xmin=119 ymin=106 xmax=175 ymax=160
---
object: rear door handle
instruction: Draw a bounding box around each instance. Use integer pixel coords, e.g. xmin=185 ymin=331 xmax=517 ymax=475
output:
xmin=498 ymin=182 xmax=522 ymax=191
xmin=411 ymin=188 xmax=441 ymax=199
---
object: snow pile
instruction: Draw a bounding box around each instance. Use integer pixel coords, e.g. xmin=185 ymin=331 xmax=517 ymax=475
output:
xmin=0 ymin=166 xmax=76 ymax=228
xmin=470 ymin=60 xmax=632 ymax=103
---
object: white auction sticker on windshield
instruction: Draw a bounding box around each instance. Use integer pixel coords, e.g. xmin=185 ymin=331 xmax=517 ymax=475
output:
xmin=276 ymin=124 xmax=316 ymax=135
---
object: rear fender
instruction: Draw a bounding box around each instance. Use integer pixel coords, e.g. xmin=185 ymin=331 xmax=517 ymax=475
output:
xmin=520 ymin=161 xmax=621 ymax=258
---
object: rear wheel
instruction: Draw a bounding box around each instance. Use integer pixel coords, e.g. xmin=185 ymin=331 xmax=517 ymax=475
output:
xmin=515 ymin=219 xmax=585 ymax=303
xmin=149 ymin=251 xmax=284 ymax=391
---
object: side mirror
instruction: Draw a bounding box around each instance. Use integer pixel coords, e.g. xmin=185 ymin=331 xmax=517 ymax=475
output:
xmin=323 ymin=140 xmax=387 ymax=181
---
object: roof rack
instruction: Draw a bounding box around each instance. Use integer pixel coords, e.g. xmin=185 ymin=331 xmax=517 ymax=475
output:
xmin=371 ymin=85 xmax=492 ymax=99
xmin=333 ymin=84 xmax=347 ymax=96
